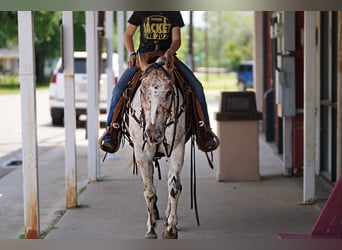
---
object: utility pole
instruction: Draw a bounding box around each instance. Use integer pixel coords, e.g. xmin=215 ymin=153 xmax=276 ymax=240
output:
xmin=218 ymin=11 xmax=222 ymax=76
xmin=205 ymin=11 xmax=209 ymax=82
xmin=188 ymin=11 xmax=194 ymax=71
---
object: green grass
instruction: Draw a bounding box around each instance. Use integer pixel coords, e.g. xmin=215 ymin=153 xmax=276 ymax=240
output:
xmin=197 ymin=73 xmax=239 ymax=91
xmin=0 ymin=76 xmax=20 ymax=94
xmin=0 ymin=76 xmax=48 ymax=94
xmin=0 ymin=73 xmax=239 ymax=95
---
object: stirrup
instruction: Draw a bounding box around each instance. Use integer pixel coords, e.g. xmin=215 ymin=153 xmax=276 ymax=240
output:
xmin=98 ymin=128 xmax=109 ymax=149
xmin=98 ymin=127 xmax=120 ymax=154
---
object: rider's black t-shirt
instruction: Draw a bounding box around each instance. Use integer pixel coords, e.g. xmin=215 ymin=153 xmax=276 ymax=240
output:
xmin=128 ymin=11 xmax=185 ymax=53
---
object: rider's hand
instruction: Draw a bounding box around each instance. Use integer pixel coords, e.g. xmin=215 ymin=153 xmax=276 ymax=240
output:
xmin=164 ymin=49 xmax=174 ymax=58
xmin=127 ymin=54 xmax=136 ymax=68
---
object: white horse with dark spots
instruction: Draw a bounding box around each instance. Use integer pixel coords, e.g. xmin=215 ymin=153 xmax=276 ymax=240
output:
xmin=128 ymin=54 xmax=186 ymax=239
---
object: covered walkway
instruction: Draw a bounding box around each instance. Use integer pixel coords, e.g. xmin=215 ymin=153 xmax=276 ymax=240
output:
xmin=44 ymin=128 xmax=326 ymax=239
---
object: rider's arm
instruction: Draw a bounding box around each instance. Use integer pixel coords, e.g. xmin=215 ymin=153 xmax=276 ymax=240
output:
xmin=125 ymin=23 xmax=138 ymax=67
xmin=165 ymin=26 xmax=181 ymax=57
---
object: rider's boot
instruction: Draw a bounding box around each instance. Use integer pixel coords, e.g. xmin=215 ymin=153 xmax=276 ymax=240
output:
xmin=99 ymin=96 xmax=126 ymax=154
xmin=99 ymin=124 xmax=121 ymax=154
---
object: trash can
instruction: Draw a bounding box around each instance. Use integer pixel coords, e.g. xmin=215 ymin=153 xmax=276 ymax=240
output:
xmin=215 ymin=91 xmax=262 ymax=181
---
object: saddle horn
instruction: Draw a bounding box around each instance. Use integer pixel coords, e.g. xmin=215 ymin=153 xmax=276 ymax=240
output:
xmin=163 ymin=55 xmax=174 ymax=73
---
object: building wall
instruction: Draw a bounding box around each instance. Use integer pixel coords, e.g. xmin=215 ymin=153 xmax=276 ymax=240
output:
xmin=262 ymin=11 xmax=305 ymax=176
xmin=0 ymin=48 xmax=19 ymax=76
xmin=0 ymin=58 xmax=19 ymax=75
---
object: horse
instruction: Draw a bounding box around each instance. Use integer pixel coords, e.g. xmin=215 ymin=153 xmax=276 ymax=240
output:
xmin=127 ymin=53 xmax=186 ymax=239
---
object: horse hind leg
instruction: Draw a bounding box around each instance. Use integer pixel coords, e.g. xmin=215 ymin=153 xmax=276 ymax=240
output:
xmin=163 ymin=175 xmax=182 ymax=239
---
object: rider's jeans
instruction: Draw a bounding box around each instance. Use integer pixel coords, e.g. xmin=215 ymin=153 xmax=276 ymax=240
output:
xmin=105 ymin=62 xmax=210 ymax=128
xmin=106 ymin=64 xmax=138 ymax=127
xmin=177 ymin=61 xmax=210 ymax=125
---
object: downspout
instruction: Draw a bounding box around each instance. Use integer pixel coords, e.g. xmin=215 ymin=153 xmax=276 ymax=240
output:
xmin=336 ymin=11 xmax=342 ymax=179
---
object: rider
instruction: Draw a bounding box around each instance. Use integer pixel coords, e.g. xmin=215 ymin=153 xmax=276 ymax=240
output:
xmin=100 ymin=11 xmax=219 ymax=153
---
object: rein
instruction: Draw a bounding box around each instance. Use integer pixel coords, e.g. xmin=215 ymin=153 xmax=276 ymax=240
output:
xmin=162 ymin=84 xmax=181 ymax=157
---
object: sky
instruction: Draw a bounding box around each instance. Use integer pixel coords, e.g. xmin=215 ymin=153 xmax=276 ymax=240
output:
xmin=180 ymin=11 xmax=206 ymax=28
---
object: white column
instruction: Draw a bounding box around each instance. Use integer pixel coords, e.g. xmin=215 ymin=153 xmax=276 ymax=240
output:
xmin=253 ymin=11 xmax=264 ymax=113
xmin=117 ymin=11 xmax=125 ymax=76
xmin=17 ymin=11 xmax=40 ymax=239
xmin=303 ymin=11 xmax=317 ymax=202
xmin=86 ymin=11 xmax=100 ymax=181
xmin=62 ymin=11 xmax=77 ymax=208
xmin=106 ymin=11 xmax=114 ymax=111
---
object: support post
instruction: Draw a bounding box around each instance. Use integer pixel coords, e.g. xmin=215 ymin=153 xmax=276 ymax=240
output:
xmin=17 ymin=11 xmax=40 ymax=239
xmin=86 ymin=11 xmax=100 ymax=181
xmin=283 ymin=117 xmax=293 ymax=176
xmin=254 ymin=11 xmax=264 ymax=113
xmin=303 ymin=11 xmax=317 ymax=202
xmin=117 ymin=11 xmax=125 ymax=76
xmin=62 ymin=11 xmax=77 ymax=208
xmin=105 ymin=11 xmax=114 ymax=112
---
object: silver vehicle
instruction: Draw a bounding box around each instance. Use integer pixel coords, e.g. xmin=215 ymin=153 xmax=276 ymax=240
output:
xmin=48 ymin=51 xmax=119 ymax=126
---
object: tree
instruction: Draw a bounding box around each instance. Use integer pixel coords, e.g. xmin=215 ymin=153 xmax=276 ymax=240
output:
xmin=0 ymin=11 xmax=88 ymax=84
xmin=34 ymin=11 xmax=61 ymax=84
xmin=206 ymin=11 xmax=253 ymax=71
xmin=0 ymin=12 xmax=18 ymax=48
xmin=180 ymin=11 xmax=254 ymax=72
xmin=223 ymin=42 xmax=243 ymax=72
xmin=73 ymin=11 xmax=86 ymax=51
xmin=0 ymin=11 xmax=62 ymax=83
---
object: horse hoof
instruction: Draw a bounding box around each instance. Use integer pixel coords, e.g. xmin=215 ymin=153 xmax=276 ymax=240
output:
xmin=162 ymin=228 xmax=178 ymax=239
xmin=145 ymin=230 xmax=158 ymax=239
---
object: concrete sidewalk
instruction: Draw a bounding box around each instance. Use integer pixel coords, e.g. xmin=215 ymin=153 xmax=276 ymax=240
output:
xmin=44 ymin=135 xmax=327 ymax=240
xmin=0 ymin=136 xmax=90 ymax=239
xmin=0 ymin=94 xmax=329 ymax=239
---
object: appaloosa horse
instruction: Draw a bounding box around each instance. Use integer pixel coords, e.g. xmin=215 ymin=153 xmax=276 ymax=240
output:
xmin=127 ymin=54 xmax=186 ymax=239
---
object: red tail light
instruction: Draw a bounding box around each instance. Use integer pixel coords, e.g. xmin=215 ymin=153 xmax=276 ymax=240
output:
xmin=114 ymin=76 xmax=118 ymax=84
xmin=50 ymin=73 xmax=57 ymax=84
